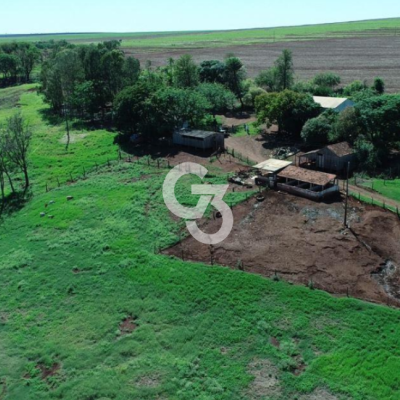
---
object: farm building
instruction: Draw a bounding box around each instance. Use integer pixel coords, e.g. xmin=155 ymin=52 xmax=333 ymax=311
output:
xmin=313 ymin=96 xmax=354 ymax=112
xmin=173 ymin=129 xmax=224 ymax=151
xmin=253 ymin=159 xmax=293 ymax=187
xmin=276 ymin=166 xmax=339 ymax=201
xmin=298 ymin=142 xmax=356 ymax=175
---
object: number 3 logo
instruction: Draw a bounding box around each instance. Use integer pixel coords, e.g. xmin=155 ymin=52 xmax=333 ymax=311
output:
xmin=163 ymin=162 xmax=234 ymax=245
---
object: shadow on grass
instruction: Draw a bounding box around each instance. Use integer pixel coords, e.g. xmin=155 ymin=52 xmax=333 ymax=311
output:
xmin=0 ymin=191 xmax=32 ymax=221
xmin=39 ymin=108 xmax=117 ymax=133
xmin=115 ymin=135 xmax=220 ymax=161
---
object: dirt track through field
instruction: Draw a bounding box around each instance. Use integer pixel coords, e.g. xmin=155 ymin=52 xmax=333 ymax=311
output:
xmin=164 ymin=191 xmax=400 ymax=305
xmin=126 ymin=36 xmax=400 ymax=92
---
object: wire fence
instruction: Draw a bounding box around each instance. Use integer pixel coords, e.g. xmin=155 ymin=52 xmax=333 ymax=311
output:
xmin=225 ymin=146 xmax=256 ymax=167
xmin=349 ymin=190 xmax=400 ymax=217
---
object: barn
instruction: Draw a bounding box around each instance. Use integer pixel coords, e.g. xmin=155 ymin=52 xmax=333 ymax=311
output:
xmin=276 ymin=166 xmax=339 ymax=201
xmin=299 ymin=142 xmax=356 ymax=175
xmin=173 ymin=129 xmax=225 ymax=151
xmin=313 ymin=96 xmax=354 ymax=112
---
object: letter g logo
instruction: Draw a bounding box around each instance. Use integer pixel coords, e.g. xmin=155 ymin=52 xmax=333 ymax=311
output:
xmin=163 ymin=162 xmax=233 ymax=245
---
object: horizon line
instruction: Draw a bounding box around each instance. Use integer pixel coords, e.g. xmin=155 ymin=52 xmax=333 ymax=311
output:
xmin=1 ymin=16 xmax=399 ymax=37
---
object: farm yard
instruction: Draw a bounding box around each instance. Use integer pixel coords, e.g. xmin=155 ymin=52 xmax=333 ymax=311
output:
xmin=1 ymin=13 xmax=400 ymax=400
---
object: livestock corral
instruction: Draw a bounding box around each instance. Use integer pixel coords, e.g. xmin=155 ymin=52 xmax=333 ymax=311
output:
xmin=162 ymin=147 xmax=400 ymax=306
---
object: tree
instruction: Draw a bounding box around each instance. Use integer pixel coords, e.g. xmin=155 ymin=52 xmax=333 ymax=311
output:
xmin=301 ymin=116 xmax=332 ymax=145
xmin=243 ymin=85 xmax=267 ymax=108
xmin=255 ymin=68 xmax=279 ymax=92
xmin=332 ymin=107 xmax=363 ymax=144
xmin=355 ymin=95 xmax=400 ymax=150
xmin=313 ymin=72 xmax=341 ymax=89
xmin=224 ymin=56 xmax=246 ymax=107
xmin=0 ymin=129 xmax=16 ymax=199
xmin=153 ymin=88 xmax=209 ymax=133
xmin=373 ymin=77 xmax=385 ymax=95
xmin=199 ymin=60 xmax=226 ymax=84
xmin=4 ymin=113 xmax=32 ymax=190
xmin=17 ymin=43 xmax=41 ymax=82
xmin=196 ymin=83 xmax=236 ymax=116
xmin=256 ymin=90 xmax=321 ymax=135
xmin=354 ymin=138 xmax=382 ymax=173
xmin=113 ymin=81 xmax=158 ymax=133
xmin=122 ymin=57 xmax=141 ymax=87
xmin=101 ymin=49 xmax=125 ymax=101
xmin=274 ymin=50 xmax=294 ymax=91
xmin=0 ymin=53 xmax=19 ymax=82
xmin=174 ymin=55 xmax=199 ymax=88
xmin=343 ymin=80 xmax=367 ymax=97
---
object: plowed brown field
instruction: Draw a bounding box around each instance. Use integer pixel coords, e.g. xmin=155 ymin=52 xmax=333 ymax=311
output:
xmin=127 ymin=36 xmax=400 ymax=92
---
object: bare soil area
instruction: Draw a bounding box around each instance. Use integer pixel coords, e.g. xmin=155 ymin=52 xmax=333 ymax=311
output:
xmin=164 ymin=190 xmax=400 ymax=305
xmin=127 ymin=36 xmax=400 ymax=92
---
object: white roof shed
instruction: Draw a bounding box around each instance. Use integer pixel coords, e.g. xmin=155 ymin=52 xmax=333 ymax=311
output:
xmin=253 ymin=159 xmax=293 ymax=173
xmin=313 ymin=96 xmax=354 ymax=112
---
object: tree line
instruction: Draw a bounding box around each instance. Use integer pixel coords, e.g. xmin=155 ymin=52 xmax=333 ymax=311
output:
xmin=0 ymin=42 xmax=41 ymax=86
xmin=0 ymin=113 xmax=32 ymax=201
xmin=2 ymin=37 xmax=397 ymax=179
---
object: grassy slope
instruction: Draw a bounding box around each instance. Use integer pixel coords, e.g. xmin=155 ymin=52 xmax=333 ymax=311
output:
xmin=370 ymin=179 xmax=400 ymax=203
xmin=1 ymin=18 xmax=399 ymax=49
xmin=0 ymin=85 xmax=400 ymax=399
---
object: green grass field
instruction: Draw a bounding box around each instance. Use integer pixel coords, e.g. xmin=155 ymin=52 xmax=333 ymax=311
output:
xmin=1 ymin=85 xmax=400 ymax=399
xmin=1 ymin=18 xmax=400 ymax=49
xmin=368 ymin=179 xmax=400 ymax=203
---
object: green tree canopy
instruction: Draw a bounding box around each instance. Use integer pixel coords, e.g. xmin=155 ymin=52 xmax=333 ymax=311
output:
xmin=256 ymin=90 xmax=320 ymax=135
xmin=196 ymin=83 xmax=236 ymax=116
xmin=224 ymin=56 xmax=247 ymax=107
xmin=174 ymin=55 xmax=199 ymax=88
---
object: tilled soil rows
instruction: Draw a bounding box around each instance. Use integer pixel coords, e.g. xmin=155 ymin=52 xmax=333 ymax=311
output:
xmin=164 ymin=190 xmax=400 ymax=305
xmin=127 ymin=36 xmax=400 ymax=92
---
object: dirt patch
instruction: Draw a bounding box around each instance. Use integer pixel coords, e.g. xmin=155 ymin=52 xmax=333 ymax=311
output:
xmin=59 ymin=133 xmax=88 ymax=144
xmin=220 ymin=111 xmax=257 ymax=127
xmin=270 ymin=337 xmax=280 ymax=349
xmin=247 ymin=359 xmax=281 ymax=399
xmin=119 ymin=316 xmax=137 ymax=335
xmin=164 ymin=190 xmax=400 ymax=305
xmin=136 ymin=374 xmax=160 ymax=388
xmin=129 ymin=36 xmax=400 ymax=92
xmin=36 ymin=363 xmax=60 ymax=380
xmin=299 ymin=388 xmax=340 ymax=400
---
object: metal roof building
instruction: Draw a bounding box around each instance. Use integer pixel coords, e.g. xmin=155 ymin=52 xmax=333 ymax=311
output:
xmin=253 ymin=159 xmax=293 ymax=174
xmin=313 ymin=96 xmax=354 ymax=112
xmin=173 ymin=129 xmax=224 ymax=151
xmin=276 ymin=166 xmax=339 ymax=201
xmin=299 ymin=141 xmax=355 ymax=174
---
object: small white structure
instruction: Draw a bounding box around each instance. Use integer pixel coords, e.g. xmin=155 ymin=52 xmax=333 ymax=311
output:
xmin=313 ymin=96 xmax=354 ymax=112
xmin=253 ymin=159 xmax=293 ymax=174
xmin=253 ymin=158 xmax=293 ymax=188
xmin=173 ymin=129 xmax=224 ymax=151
